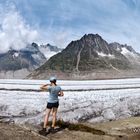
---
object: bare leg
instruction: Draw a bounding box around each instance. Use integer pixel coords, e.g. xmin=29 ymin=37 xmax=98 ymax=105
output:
xmin=43 ymin=108 xmax=51 ymax=128
xmin=52 ymin=107 xmax=58 ymax=128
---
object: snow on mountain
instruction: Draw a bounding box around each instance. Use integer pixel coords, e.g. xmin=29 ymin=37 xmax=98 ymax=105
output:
xmin=39 ymin=47 xmax=58 ymax=59
xmin=97 ymin=52 xmax=115 ymax=58
xmin=121 ymin=47 xmax=132 ymax=55
xmin=118 ymin=46 xmax=140 ymax=66
xmin=13 ymin=52 xmax=19 ymax=58
xmin=110 ymin=42 xmax=140 ymax=59
xmin=39 ymin=43 xmax=62 ymax=59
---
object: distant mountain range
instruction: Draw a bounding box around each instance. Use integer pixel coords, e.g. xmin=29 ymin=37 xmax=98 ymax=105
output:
xmin=0 ymin=43 xmax=62 ymax=79
xmin=1 ymin=33 xmax=140 ymax=79
xmin=28 ymin=34 xmax=140 ymax=79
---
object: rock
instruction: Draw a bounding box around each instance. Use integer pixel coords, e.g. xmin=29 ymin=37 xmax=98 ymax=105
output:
xmin=102 ymin=109 xmax=115 ymax=121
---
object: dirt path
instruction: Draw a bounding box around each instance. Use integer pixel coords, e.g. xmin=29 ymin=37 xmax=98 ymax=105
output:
xmin=0 ymin=117 xmax=140 ymax=140
xmin=0 ymin=123 xmax=114 ymax=140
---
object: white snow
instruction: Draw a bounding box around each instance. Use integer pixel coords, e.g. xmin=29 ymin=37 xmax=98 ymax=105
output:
xmin=12 ymin=52 xmax=19 ymax=58
xmin=121 ymin=48 xmax=131 ymax=55
xmin=121 ymin=48 xmax=140 ymax=64
xmin=116 ymin=47 xmax=121 ymax=51
xmin=1 ymin=78 xmax=140 ymax=90
xmin=39 ymin=47 xmax=58 ymax=59
xmin=14 ymin=52 xmax=19 ymax=57
xmin=121 ymin=47 xmax=136 ymax=57
xmin=97 ymin=52 xmax=115 ymax=58
xmin=31 ymin=54 xmax=40 ymax=60
xmin=0 ymin=78 xmax=140 ymax=125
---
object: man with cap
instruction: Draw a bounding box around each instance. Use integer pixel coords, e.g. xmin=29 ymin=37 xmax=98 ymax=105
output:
xmin=39 ymin=76 xmax=64 ymax=135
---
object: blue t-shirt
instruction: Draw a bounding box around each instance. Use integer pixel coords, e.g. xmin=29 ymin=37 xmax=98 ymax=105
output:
xmin=47 ymin=85 xmax=61 ymax=103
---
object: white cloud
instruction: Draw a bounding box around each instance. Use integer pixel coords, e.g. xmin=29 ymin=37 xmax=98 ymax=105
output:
xmin=35 ymin=0 xmax=140 ymax=52
xmin=52 ymin=0 xmax=140 ymax=52
xmin=1 ymin=0 xmax=140 ymax=53
xmin=0 ymin=4 xmax=40 ymax=53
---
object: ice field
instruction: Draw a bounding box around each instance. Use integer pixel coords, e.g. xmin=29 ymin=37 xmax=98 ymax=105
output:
xmin=0 ymin=78 xmax=140 ymax=125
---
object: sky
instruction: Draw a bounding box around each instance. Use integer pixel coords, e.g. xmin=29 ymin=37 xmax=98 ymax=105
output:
xmin=0 ymin=0 xmax=140 ymax=53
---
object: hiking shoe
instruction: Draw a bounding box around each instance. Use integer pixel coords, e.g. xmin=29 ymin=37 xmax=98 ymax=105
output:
xmin=50 ymin=127 xmax=55 ymax=133
xmin=46 ymin=127 xmax=51 ymax=134
xmin=39 ymin=128 xmax=47 ymax=136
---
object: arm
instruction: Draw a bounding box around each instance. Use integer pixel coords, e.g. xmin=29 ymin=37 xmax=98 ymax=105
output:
xmin=58 ymin=90 xmax=64 ymax=96
xmin=40 ymin=84 xmax=50 ymax=91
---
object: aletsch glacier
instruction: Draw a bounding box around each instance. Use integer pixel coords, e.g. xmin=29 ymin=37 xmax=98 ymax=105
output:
xmin=0 ymin=78 xmax=140 ymax=125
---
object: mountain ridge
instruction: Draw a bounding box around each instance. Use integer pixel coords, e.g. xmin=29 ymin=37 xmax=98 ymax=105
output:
xmin=28 ymin=33 xmax=140 ymax=79
xmin=0 ymin=42 xmax=62 ymax=79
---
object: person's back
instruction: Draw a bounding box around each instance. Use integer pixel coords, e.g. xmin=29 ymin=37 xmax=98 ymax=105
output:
xmin=48 ymin=86 xmax=61 ymax=103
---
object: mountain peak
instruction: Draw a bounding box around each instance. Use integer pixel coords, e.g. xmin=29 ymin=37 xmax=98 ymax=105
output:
xmin=28 ymin=33 xmax=140 ymax=79
xmin=31 ymin=42 xmax=39 ymax=48
xmin=80 ymin=33 xmax=103 ymax=43
xmin=67 ymin=33 xmax=107 ymax=52
xmin=82 ymin=33 xmax=101 ymax=39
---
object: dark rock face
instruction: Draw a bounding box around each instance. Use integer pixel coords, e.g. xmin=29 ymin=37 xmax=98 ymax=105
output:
xmin=0 ymin=43 xmax=46 ymax=71
xmin=37 ymin=33 xmax=140 ymax=74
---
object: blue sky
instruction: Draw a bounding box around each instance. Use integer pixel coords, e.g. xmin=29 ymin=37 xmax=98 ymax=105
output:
xmin=0 ymin=0 xmax=140 ymax=52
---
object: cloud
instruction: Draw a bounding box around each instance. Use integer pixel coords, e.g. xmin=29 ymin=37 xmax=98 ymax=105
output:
xmin=1 ymin=0 xmax=140 ymax=52
xmin=0 ymin=3 xmax=40 ymax=53
xmin=88 ymin=0 xmax=140 ymax=52
xmin=45 ymin=0 xmax=140 ymax=52
xmin=30 ymin=0 xmax=140 ymax=52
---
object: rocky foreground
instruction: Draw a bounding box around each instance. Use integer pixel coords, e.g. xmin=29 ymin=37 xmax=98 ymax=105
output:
xmin=0 ymin=117 xmax=140 ymax=140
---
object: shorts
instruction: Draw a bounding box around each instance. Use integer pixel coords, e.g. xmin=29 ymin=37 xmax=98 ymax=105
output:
xmin=47 ymin=102 xmax=59 ymax=109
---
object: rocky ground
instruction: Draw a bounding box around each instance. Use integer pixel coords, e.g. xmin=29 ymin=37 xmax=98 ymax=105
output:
xmin=0 ymin=117 xmax=140 ymax=140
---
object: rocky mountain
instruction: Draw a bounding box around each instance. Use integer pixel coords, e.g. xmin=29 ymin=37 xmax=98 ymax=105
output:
xmin=0 ymin=43 xmax=46 ymax=71
xmin=0 ymin=42 xmax=62 ymax=79
xmin=109 ymin=42 xmax=140 ymax=67
xmin=28 ymin=34 xmax=140 ymax=79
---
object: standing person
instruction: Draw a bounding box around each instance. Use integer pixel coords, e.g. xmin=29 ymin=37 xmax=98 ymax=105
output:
xmin=39 ymin=76 xmax=64 ymax=135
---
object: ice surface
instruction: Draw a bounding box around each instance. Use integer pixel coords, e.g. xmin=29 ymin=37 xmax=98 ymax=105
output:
xmin=0 ymin=78 xmax=140 ymax=125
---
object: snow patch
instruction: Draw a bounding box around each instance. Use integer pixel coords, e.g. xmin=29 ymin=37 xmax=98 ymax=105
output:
xmin=121 ymin=48 xmax=133 ymax=55
xmin=97 ymin=52 xmax=115 ymax=58
xmin=116 ymin=47 xmax=121 ymax=51
xmin=39 ymin=47 xmax=58 ymax=59
xmin=32 ymin=54 xmax=40 ymax=60
xmin=14 ymin=52 xmax=19 ymax=57
xmin=121 ymin=48 xmax=140 ymax=64
xmin=12 ymin=52 xmax=19 ymax=58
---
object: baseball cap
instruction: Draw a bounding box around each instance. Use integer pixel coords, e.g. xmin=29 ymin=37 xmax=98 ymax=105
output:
xmin=49 ymin=76 xmax=57 ymax=82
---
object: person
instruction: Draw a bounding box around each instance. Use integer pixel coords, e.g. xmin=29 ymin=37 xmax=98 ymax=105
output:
xmin=39 ymin=76 xmax=64 ymax=135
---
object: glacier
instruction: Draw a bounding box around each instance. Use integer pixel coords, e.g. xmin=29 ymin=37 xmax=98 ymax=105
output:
xmin=0 ymin=78 xmax=140 ymax=125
